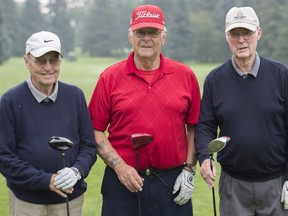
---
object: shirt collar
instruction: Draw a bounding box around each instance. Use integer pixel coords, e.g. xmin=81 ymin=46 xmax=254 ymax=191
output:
xmin=232 ymin=52 xmax=260 ymax=77
xmin=26 ymin=77 xmax=58 ymax=103
xmin=125 ymin=52 xmax=170 ymax=75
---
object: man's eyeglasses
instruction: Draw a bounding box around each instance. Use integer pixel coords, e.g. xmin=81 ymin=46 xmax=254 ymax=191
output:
xmin=133 ymin=29 xmax=162 ymax=38
xmin=227 ymin=29 xmax=257 ymax=40
xmin=28 ymin=55 xmax=62 ymax=67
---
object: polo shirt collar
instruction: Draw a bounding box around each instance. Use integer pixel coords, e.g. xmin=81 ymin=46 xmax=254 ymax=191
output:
xmin=26 ymin=77 xmax=58 ymax=103
xmin=125 ymin=52 xmax=170 ymax=75
xmin=232 ymin=52 xmax=260 ymax=78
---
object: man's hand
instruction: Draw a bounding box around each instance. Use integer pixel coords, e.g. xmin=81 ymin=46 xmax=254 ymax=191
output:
xmin=114 ymin=162 xmax=144 ymax=193
xmin=173 ymin=169 xmax=194 ymax=205
xmin=281 ymin=181 xmax=288 ymax=210
xmin=54 ymin=167 xmax=81 ymax=190
xmin=200 ymin=159 xmax=216 ymax=188
xmin=50 ymin=174 xmax=73 ymax=198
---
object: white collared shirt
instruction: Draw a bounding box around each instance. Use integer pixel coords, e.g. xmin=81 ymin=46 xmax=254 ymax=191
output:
xmin=26 ymin=77 xmax=58 ymax=103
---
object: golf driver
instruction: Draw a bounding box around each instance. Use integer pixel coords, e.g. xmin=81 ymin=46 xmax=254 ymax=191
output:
xmin=49 ymin=136 xmax=74 ymax=216
xmin=131 ymin=133 xmax=153 ymax=216
xmin=207 ymin=136 xmax=230 ymax=216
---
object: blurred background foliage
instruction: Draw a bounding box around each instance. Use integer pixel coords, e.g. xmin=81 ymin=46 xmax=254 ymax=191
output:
xmin=1 ymin=0 xmax=287 ymax=64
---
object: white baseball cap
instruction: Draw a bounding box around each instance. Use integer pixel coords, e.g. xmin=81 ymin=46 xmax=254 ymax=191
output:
xmin=25 ymin=31 xmax=62 ymax=57
xmin=225 ymin=7 xmax=259 ymax=33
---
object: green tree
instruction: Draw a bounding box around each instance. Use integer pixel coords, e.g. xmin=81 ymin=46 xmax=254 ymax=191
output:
xmin=81 ymin=0 xmax=132 ymax=57
xmin=18 ymin=0 xmax=47 ymax=56
xmin=164 ymin=0 xmax=195 ymax=61
xmin=0 ymin=3 xmax=8 ymax=63
xmin=1 ymin=0 xmax=19 ymax=59
xmin=47 ymin=0 xmax=75 ymax=55
xmin=254 ymin=0 xmax=288 ymax=63
xmin=6 ymin=0 xmax=288 ymax=64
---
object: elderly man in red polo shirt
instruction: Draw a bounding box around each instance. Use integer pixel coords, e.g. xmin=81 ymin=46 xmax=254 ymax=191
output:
xmin=89 ymin=4 xmax=201 ymax=216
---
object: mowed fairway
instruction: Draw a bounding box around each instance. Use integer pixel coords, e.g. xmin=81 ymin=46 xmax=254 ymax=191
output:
xmin=0 ymin=56 xmax=220 ymax=216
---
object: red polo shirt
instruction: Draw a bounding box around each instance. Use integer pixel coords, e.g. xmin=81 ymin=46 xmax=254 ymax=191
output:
xmin=89 ymin=52 xmax=200 ymax=169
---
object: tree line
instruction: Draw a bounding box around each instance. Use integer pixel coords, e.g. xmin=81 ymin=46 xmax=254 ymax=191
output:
xmin=1 ymin=0 xmax=287 ymax=64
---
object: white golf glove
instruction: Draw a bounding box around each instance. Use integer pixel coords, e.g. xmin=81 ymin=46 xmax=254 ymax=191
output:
xmin=173 ymin=169 xmax=194 ymax=205
xmin=54 ymin=167 xmax=81 ymax=190
xmin=281 ymin=181 xmax=288 ymax=210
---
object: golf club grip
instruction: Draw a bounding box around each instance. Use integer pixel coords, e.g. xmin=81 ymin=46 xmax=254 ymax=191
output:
xmin=209 ymin=155 xmax=213 ymax=170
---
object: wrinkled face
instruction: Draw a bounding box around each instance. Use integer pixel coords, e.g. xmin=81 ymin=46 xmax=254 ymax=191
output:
xmin=226 ymin=27 xmax=262 ymax=60
xmin=24 ymin=51 xmax=61 ymax=92
xmin=128 ymin=27 xmax=166 ymax=60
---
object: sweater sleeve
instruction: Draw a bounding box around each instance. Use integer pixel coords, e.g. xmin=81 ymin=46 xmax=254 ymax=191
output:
xmin=0 ymin=95 xmax=52 ymax=191
xmin=70 ymin=90 xmax=97 ymax=178
xmin=283 ymin=66 xmax=288 ymax=181
xmin=195 ymin=73 xmax=218 ymax=164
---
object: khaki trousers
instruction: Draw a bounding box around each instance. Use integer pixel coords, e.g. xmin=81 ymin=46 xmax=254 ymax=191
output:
xmin=9 ymin=189 xmax=84 ymax=216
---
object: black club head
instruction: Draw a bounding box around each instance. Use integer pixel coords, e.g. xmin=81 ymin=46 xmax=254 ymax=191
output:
xmin=49 ymin=136 xmax=74 ymax=151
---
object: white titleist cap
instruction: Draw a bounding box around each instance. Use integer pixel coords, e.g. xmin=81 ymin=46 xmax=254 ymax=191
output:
xmin=225 ymin=7 xmax=259 ymax=33
xmin=25 ymin=31 xmax=61 ymax=57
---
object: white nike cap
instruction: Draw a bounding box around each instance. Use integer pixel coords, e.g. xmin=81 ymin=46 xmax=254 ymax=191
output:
xmin=25 ymin=31 xmax=62 ymax=57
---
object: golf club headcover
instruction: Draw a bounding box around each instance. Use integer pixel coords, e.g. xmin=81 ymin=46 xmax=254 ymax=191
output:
xmin=173 ymin=169 xmax=194 ymax=205
xmin=281 ymin=181 xmax=288 ymax=210
xmin=54 ymin=167 xmax=81 ymax=190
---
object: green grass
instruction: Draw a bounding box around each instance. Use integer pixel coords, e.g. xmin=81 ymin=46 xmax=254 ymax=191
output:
xmin=0 ymin=57 xmax=220 ymax=216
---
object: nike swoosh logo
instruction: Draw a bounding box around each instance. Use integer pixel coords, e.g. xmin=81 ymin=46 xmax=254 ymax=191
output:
xmin=44 ymin=40 xmax=53 ymax=43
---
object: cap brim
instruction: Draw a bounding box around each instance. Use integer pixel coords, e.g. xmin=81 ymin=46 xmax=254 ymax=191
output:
xmin=30 ymin=47 xmax=61 ymax=57
xmin=225 ymin=23 xmax=258 ymax=33
xmin=131 ymin=23 xmax=164 ymax=31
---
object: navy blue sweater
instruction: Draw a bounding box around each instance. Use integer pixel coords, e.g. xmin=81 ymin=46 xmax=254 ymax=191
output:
xmin=0 ymin=81 xmax=97 ymax=204
xmin=195 ymin=56 xmax=288 ymax=181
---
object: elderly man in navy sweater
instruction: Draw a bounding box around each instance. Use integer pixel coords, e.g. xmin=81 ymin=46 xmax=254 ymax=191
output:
xmin=0 ymin=31 xmax=97 ymax=215
xmin=195 ymin=7 xmax=288 ymax=216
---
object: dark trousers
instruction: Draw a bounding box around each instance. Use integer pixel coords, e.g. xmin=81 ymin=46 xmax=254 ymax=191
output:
xmin=101 ymin=166 xmax=193 ymax=216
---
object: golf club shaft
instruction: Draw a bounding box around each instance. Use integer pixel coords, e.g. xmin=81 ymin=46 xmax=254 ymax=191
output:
xmin=66 ymin=197 xmax=70 ymax=216
xmin=62 ymin=152 xmax=66 ymax=168
xmin=210 ymin=156 xmax=217 ymax=216
xmin=212 ymin=186 xmax=216 ymax=216
xmin=62 ymin=152 xmax=70 ymax=216
xmin=136 ymin=151 xmax=141 ymax=216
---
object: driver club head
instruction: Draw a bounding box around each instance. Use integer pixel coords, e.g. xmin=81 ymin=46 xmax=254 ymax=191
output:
xmin=131 ymin=133 xmax=153 ymax=151
xmin=49 ymin=136 xmax=74 ymax=151
xmin=208 ymin=136 xmax=230 ymax=155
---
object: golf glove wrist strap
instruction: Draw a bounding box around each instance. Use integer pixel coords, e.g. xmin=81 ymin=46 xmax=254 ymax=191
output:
xmin=71 ymin=167 xmax=82 ymax=180
xmin=183 ymin=162 xmax=196 ymax=175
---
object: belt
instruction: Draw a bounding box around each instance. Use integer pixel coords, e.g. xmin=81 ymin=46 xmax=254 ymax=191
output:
xmin=138 ymin=166 xmax=184 ymax=188
xmin=139 ymin=168 xmax=160 ymax=176
xmin=139 ymin=166 xmax=184 ymax=176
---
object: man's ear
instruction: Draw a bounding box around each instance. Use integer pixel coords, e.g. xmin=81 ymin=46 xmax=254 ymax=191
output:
xmin=161 ymin=32 xmax=167 ymax=46
xmin=24 ymin=55 xmax=30 ymax=69
xmin=128 ymin=29 xmax=133 ymax=44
